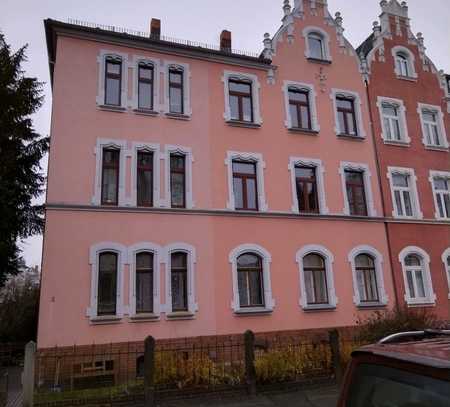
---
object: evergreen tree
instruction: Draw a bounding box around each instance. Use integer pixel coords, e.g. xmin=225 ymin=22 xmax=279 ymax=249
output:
xmin=0 ymin=33 xmax=49 ymax=286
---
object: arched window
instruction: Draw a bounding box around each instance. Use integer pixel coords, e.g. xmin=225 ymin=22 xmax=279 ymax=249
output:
xmin=97 ymin=252 xmax=118 ymax=316
xmin=307 ymin=32 xmax=324 ymax=60
xmin=303 ymin=253 xmax=328 ymax=305
xmin=396 ymin=52 xmax=410 ymax=77
xmin=237 ymin=253 xmax=264 ymax=308
xmin=135 ymin=252 xmax=154 ymax=314
xmin=355 ymin=254 xmax=378 ymax=303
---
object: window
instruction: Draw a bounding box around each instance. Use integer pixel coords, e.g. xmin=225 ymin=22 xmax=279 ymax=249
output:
xmin=396 ymin=53 xmax=410 ymax=77
xmin=302 ymin=27 xmax=331 ymax=62
xmin=229 ymin=244 xmax=274 ymax=313
xmin=237 ymin=253 xmax=264 ymax=308
xmin=104 ymin=57 xmax=122 ymax=106
xmin=377 ymin=97 xmax=409 ymax=144
xmin=430 ymin=171 xmax=450 ymax=219
xmin=170 ymin=154 xmax=186 ymax=208
xmin=288 ymin=88 xmax=311 ymax=130
xmin=229 ymin=79 xmax=253 ymax=122
xmin=382 ymin=103 xmax=401 ymax=141
xmin=418 ymin=104 xmax=448 ymax=148
xmin=171 ymin=252 xmax=188 ymax=312
xmin=399 ymin=247 xmax=435 ymax=306
xmin=388 ymin=167 xmax=422 ymax=219
xmin=101 ymin=148 xmax=120 ymax=206
xmin=295 ymin=165 xmax=318 ymax=213
xmin=137 ymin=151 xmax=153 ymax=207
xmin=391 ymin=46 xmax=417 ymax=79
xmin=135 ymin=252 xmax=153 ymax=314
xmin=97 ymin=252 xmax=118 ymax=316
xmin=232 ymin=161 xmax=258 ymax=211
xmin=344 ymin=170 xmax=367 ymax=216
xmin=307 ymin=33 xmax=324 ymax=60
xmin=168 ymin=67 xmax=184 ymax=114
xmin=355 ymin=254 xmax=378 ymax=303
xmin=442 ymin=249 xmax=450 ymax=299
xmin=138 ymin=62 xmax=154 ymax=110
xmin=296 ymin=245 xmax=337 ymax=310
xmin=336 ymin=97 xmax=357 ymax=136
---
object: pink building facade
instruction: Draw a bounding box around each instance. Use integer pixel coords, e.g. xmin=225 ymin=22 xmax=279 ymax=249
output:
xmin=39 ymin=1 xmax=398 ymax=348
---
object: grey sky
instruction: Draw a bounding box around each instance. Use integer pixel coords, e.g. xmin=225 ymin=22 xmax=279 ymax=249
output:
xmin=1 ymin=0 xmax=449 ymax=268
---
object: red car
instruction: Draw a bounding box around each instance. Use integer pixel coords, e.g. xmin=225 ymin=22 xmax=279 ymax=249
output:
xmin=338 ymin=330 xmax=450 ymax=407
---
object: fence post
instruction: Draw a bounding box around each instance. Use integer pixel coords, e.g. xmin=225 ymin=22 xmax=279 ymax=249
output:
xmin=23 ymin=341 xmax=36 ymax=407
xmin=329 ymin=329 xmax=343 ymax=385
xmin=244 ymin=330 xmax=256 ymax=396
xmin=144 ymin=336 xmax=155 ymax=407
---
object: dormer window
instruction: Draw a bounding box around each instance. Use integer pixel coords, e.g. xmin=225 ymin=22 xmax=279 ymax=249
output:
xmin=308 ymin=33 xmax=325 ymax=60
xmin=396 ymin=53 xmax=409 ymax=77
xmin=303 ymin=27 xmax=332 ymax=63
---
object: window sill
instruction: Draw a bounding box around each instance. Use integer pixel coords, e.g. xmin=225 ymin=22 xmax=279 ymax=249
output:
xmin=89 ymin=315 xmax=122 ymax=325
xmin=302 ymin=304 xmax=336 ymax=312
xmin=129 ymin=313 xmax=160 ymax=322
xmin=306 ymin=57 xmax=332 ymax=65
xmin=226 ymin=120 xmax=261 ymax=129
xmin=166 ymin=311 xmax=196 ymax=320
xmin=406 ymin=301 xmax=436 ymax=308
xmin=288 ymin=127 xmax=319 ymax=136
xmin=356 ymin=303 xmax=388 ymax=310
xmin=234 ymin=308 xmax=273 ymax=316
xmin=165 ymin=112 xmax=191 ymax=121
xmin=424 ymin=145 xmax=449 ymax=152
xmin=396 ymin=75 xmax=418 ymax=82
xmin=392 ymin=215 xmax=421 ymax=220
xmin=383 ymin=140 xmax=411 ymax=147
xmin=337 ymin=133 xmax=365 ymax=141
xmin=97 ymin=104 xmax=127 ymax=113
xmin=133 ymin=108 xmax=159 ymax=117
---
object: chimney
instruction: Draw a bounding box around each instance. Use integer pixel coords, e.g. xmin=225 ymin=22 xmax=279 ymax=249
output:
xmin=220 ymin=30 xmax=232 ymax=52
xmin=150 ymin=18 xmax=161 ymax=39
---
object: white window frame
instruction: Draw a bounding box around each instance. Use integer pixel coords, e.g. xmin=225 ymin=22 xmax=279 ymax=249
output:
xmin=387 ymin=166 xmax=423 ymax=219
xmin=296 ymin=245 xmax=338 ymax=310
xmin=131 ymin=56 xmax=160 ymax=112
xmin=399 ymin=246 xmax=436 ymax=306
xmin=429 ymin=170 xmax=450 ymax=220
xmin=441 ymin=248 xmax=450 ymax=299
xmin=225 ymin=151 xmax=268 ymax=211
xmin=302 ymin=26 xmax=332 ymax=62
xmin=92 ymin=138 xmax=128 ymax=206
xmin=288 ymin=157 xmax=328 ymax=214
xmin=128 ymin=242 xmax=162 ymax=320
xmin=131 ymin=142 xmax=161 ymax=207
xmin=87 ymin=242 xmax=128 ymax=321
xmin=96 ymin=50 xmax=129 ymax=109
xmin=330 ymin=89 xmax=366 ymax=138
xmin=417 ymin=103 xmax=449 ymax=149
xmin=282 ymin=81 xmax=320 ymax=131
xmin=163 ymin=145 xmax=194 ymax=209
xmin=391 ymin=46 xmax=418 ymax=79
xmin=376 ymin=97 xmax=410 ymax=145
xmin=163 ymin=61 xmax=192 ymax=117
xmin=229 ymin=244 xmax=275 ymax=314
xmin=338 ymin=162 xmax=376 ymax=217
xmin=348 ymin=245 xmax=388 ymax=307
xmin=163 ymin=243 xmax=198 ymax=317
xmin=222 ymin=70 xmax=262 ymax=125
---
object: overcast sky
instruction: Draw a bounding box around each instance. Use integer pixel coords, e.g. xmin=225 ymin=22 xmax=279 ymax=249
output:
xmin=1 ymin=0 xmax=449 ymax=268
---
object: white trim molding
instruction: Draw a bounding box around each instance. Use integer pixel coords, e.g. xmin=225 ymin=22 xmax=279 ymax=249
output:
xmin=338 ymin=162 xmax=376 ymax=217
xmin=302 ymin=26 xmax=332 ymax=62
xmin=92 ymin=138 xmax=128 ymax=206
xmin=288 ymin=157 xmax=328 ymax=214
xmin=282 ymin=81 xmax=320 ymax=131
xmin=163 ymin=243 xmax=198 ymax=316
xmin=163 ymin=145 xmax=194 ymax=209
xmin=391 ymin=45 xmax=418 ymax=79
xmin=128 ymin=242 xmax=162 ymax=319
xmin=225 ymin=151 xmax=268 ymax=211
xmin=131 ymin=56 xmax=160 ymax=113
xmin=376 ymin=96 xmax=410 ymax=145
xmin=131 ymin=142 xmax=161 ymax=207
xmin=222 ymin=70 xmax=262 ymax=125
xmin=296 ymin=245 xmax=338 ymax=311
xmin=330 ymin=88 xmax=366 ymax=138
xmin=87 ymin=242 xmax=128 ymax=321
xmin=163 ymin=61 xmax=192 ymax=117
xmin=347 ymin=245 xmax=388 ymax=307
xmin=417 ymin=103 xmax=449 ymax=149
xmin=387 ymin=166 xmax=423 ymax=219
xmin=228 ymin=244 xmax=275 ymax=314
xmin=429 ymin=170 xmax=450 ymax=220
xmin=96 ymin=49 xmax=129 ymax=109
xmin=441 ymin=248 xmax=450 ymax=299
xmin=398 ymin=246 xmax=436 ymax=306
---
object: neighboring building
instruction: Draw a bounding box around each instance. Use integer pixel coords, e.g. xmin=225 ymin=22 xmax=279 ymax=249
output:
xmin=358 ymin=1 xmax=450 ymax=318
xmin=39 ymin=0 xmax=396 ymax=348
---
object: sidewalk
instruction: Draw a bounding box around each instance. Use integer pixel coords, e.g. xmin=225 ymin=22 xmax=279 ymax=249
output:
xmin=157 ymin=385 xmax=339 ymax=407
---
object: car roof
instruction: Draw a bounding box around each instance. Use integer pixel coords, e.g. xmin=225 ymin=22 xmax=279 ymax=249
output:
xmin=353 ymin=337 xmax=450 ymax=369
